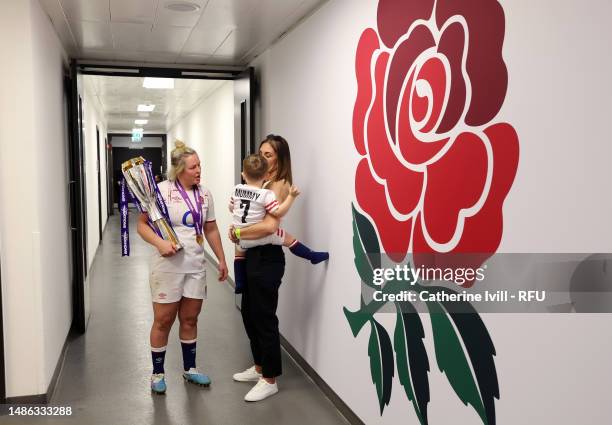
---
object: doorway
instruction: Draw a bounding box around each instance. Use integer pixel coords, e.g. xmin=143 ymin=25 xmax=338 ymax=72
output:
xmin=68 ymin=62 xmax=255 ymax=333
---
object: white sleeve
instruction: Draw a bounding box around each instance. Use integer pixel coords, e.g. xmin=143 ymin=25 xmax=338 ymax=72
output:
xmin=263 ymin=190 xmax=279 ymax=213
xmin=204 ymin=189 xmax=216 ymax=222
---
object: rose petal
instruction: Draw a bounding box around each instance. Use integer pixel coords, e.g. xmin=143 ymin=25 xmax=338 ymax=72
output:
xmin=436 ymin=21 xmax=467 ymax=133
xmin=353 ymin=28 xmax=380 ymax=156
xmin=377 ymin=0 xmax=435 ymax=48
xmin=411 ymin=78 xmax=428 ymax=123
xmin=386 ymin=25 xmax=435 ymax=145
xmin=412 ymin=123 xmax=519 ymax=287
xmin=397 ymin=70 xmax=449 ymax=165
xmin=417 ymin=57 xmax=447 ymax=133
xmin=435 ymin=0 xmax=507 ymax=126
xmin=367 ymin=52 xmax=423 ymax=215
xmin=356 ymin=159 xmax=413 ymax=262
xmin=450 ymin=123 xmax=519 ymax=254
xmin=421 ymin=132 xmax=488 ymax=244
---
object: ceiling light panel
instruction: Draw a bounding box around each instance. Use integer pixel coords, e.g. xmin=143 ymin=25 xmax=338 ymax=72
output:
xmin=137 ymin=104 xmax=156 ymax=112
xmin=143 ymin=77 xmax=175 ymax=89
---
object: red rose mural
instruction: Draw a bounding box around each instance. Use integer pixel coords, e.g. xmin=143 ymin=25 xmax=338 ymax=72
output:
xmin=353 ymin=0 xmax=519 ymax=284
xmin=345 ymin=1 xmax=516 ymax=423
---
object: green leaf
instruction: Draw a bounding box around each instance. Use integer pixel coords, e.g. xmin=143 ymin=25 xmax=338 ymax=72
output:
xmin=368 ymin=319 xmax=394 ymax=415
xmin=427 ymin=299 xmax=498 ymax=425
xmin=394 ymin=303 xmax=430 ymax=425
xmin=352 ymin=204 xmax=381 ymax=289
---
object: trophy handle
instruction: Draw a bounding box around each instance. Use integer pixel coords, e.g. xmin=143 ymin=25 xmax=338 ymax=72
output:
xmin=154 ymin=218 xmax=183 ymax=251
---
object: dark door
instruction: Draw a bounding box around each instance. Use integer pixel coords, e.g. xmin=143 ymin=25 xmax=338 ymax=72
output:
xmin=233 ymin=67 xmax=255 ymax=307
xmin=106 ymin=138 xmax=113 ymax=216
xmin=68 ymin=60 xmax=89 ymax=333
xmin=233 ymin=67 xmax=255 ymax=184
xmin=96 ymin=127 xmax=103 ymax=242
xmin=0 ymin=254 xmax=5 ymax=403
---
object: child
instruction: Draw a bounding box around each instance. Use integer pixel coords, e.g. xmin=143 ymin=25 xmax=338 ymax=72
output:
xmin=230 ymin=154 xmax=327 ymax=293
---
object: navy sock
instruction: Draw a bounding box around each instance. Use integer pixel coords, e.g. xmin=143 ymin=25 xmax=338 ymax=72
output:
xmin=289 ymin=241 xmax=329 ymax=264
xmin=181 ymin=339 xmax=197 ymax=371
xmin=151 ymin=346 xmax=166 ymax=374
xmin=234 ymin=257 xmax=246 ymax=294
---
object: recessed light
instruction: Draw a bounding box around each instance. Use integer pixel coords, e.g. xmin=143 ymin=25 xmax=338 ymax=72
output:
xmin=135 ymin=119 xmax=148 ymax=125
xmin=143 ymin=77 xmax=174 ymax=89
xmin=164 ymin=1 xmax=201 ymax=13
xmin=137 ymin=104 xmax=155 ymax=112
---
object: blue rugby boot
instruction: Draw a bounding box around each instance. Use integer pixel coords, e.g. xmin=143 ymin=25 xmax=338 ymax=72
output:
xmin=183 ymin=368 xmax=211 ymax=387
xmin=151 ymin=373 xmax=166 ymax=394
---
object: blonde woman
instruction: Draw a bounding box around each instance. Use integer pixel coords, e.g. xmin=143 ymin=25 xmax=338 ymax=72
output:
xmin=137 ymin=140 xmax=228 ymax=394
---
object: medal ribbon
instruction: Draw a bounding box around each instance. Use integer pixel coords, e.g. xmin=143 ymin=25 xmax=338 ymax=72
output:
xmin=174 ymin=179 xmax=203 ymax=240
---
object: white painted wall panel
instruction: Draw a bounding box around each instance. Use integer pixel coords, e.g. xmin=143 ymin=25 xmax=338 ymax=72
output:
xmin=167 ymin=81 xmax=235 ymax=276
xmin=251 ymin=0 xmax=612 ymax=423
xmin=0 ymin=0 xmax=72 ymax=398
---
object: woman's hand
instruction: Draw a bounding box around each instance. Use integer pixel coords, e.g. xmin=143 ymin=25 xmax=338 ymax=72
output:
xmin=217 ymin=260 xmax=228 ymax=281
xmin=156 ymin=240 xmax=177 ymax=257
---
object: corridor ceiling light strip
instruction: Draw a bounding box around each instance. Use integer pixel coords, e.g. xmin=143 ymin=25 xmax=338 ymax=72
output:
xmin=137 ymin=104 xmax=156 ymax=112
xmin=82 ymin=67 xmax=139 ymax=74
xmin=134 ymin=119 xmax=148 ymax=125
xmin=143 ymin=77 xmax=175 ymax=89
xmin=181 ymin=71 xmax=235 ymax=78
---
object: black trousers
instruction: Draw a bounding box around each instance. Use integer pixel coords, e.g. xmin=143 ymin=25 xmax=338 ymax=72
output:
xmin=241 ymin=244 xmax=285 ymax=378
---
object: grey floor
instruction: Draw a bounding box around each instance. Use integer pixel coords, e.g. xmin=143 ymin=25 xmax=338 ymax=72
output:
xmin=3 ymin=213 xmax=348 ymax=425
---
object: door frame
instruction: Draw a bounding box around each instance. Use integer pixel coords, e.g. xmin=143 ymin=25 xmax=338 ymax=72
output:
xmin=0 ymin=254 xmax=5 ymax=403
xmin=67 ymin=60 xmax=89 ymax=333
xmin=96 ymin=126 xmax=102 ymax=243
xmin=69 ymin=62 xmax=254 ymax=333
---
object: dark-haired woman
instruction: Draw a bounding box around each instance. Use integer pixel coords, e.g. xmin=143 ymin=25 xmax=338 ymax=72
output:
xmin=230 ymin=134 xmax=328 ymax=402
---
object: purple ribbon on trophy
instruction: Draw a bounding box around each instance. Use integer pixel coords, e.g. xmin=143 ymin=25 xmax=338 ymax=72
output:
xmin=120 ymin=157 xmax=182 ymax=256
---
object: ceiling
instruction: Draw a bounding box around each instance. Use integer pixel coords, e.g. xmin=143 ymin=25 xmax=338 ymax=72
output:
xmin=83 ymin=75 xmax=224 ymax=133
xmin=39 ymin=0 xmax=326 ymax=65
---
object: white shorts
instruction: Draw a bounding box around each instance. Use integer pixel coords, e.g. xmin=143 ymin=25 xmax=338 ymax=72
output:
xmin=149 ymin=270 xmax=207 ymax=303
xmin=238 ymin=228 xmax=286 ymax=251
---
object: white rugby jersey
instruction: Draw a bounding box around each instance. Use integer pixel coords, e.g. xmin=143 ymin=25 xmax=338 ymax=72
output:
xmin=150 ymin=180 xmax=216 ymax=273
xmin=230 ymin=184 xmax=279 ymax=227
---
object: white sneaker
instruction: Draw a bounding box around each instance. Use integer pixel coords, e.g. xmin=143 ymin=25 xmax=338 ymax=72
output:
xmin=244 ymin=378 xmax=278 ymax=402
xmin=233 ymin=365 xmax=262 ymax=382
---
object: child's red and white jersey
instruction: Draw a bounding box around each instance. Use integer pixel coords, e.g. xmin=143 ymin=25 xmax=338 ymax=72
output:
xmin=230 ymin=184 xmax=278 ymax=227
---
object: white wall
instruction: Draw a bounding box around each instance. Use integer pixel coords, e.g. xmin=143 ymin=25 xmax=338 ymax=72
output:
xmin=251 ymin=0 xmax=612 ymax=424
xmin=0 ymin=0 xmax=71 ymax=397
xmin=80 ymin=77 xmax=109 ymax=268
xmin=167 ymin=81 xmax=235 ymax=272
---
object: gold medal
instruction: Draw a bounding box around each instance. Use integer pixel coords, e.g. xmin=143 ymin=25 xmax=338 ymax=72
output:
xmin=196 ymin=234 xmax=204 ymax=245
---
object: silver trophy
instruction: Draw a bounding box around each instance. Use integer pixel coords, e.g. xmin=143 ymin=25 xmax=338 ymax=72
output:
xmin=121 ymin=157 xmax=182 ymax=251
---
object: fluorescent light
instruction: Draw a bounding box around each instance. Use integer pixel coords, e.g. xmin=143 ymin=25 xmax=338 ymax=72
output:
xmin=137 ymin=104 xmax=155 ymax=112
xmin=143 ymin=77 xmax=174 ymax=89
xmin=134 ymin=119 xmax=148 ymax=125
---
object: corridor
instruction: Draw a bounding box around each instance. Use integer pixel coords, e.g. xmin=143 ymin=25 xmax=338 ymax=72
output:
xmin=3 ymin=214 xmax=347 ymax=425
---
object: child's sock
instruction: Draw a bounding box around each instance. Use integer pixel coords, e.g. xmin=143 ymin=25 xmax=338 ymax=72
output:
xmin=289 ymin=240 xmax=329 ymax=264
xmin=234 ymin=256 xmax=246 ymax=294
xmin=151 ymin=346 xmax=167 ymax=374
xmin=180 ymin=339 xmax=197 ymax=371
